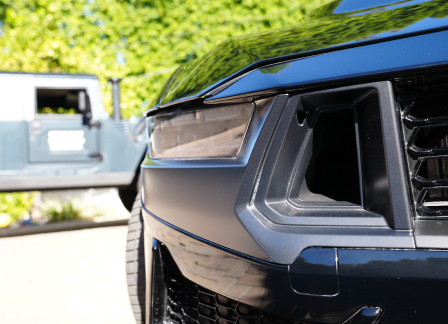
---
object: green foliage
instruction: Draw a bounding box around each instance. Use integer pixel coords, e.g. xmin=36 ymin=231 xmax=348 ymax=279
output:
xmin=0 ymin=0 xmax=331 ymax=118
xmin=38 ymin=107 xmax=77 ymax=114
xmin=42 ymin=198 xmax=84 ymax=223
xmin=0 ymin=192 xmax=35 ymax=222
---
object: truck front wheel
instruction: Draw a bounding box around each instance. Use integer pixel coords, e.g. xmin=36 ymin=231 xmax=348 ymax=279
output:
xmin=126 ymin=191 xmax=146 ymax=324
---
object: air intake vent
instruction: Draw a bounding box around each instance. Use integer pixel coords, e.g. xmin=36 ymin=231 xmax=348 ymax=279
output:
xmin=300 ymin=106 xmax=360 ymax=205
xmin=152 ymin=243 xmax=315 ymax=324
xmin=396 ymin=71 xmax=448 ymax=217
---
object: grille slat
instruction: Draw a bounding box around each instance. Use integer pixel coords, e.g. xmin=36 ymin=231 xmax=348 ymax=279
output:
xmin=412 ymin=175 xmax=448 ymax=189
xmin=407 ymin=145 xmax=448 ymax=159
xmin=397 ymin=71 xmax=448 ymax=218
xmin=403 ymin=115 xmax=448 ymax=127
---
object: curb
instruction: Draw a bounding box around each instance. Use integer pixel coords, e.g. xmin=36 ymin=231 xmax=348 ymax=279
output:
xmin=0 ymin=219 xmax=130 ymax=238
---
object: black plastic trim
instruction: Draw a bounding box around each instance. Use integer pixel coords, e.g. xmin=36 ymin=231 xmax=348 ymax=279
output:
xmin=254 ymin=82 xmax=412 ymax=229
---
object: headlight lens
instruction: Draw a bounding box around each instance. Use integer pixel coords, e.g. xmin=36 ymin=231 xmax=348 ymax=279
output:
xmin=147 ymin=103 xmax=254 ymax=158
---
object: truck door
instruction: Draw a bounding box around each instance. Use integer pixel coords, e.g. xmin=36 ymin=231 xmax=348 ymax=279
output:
xmin=28 ymin=88 xmax=100 ymax=163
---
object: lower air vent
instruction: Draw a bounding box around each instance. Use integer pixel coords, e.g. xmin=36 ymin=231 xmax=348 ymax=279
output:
xmin=152 ymin=243 xmax=313 ymax=324
xmin=396 ymin=71 xmax=448 ymax=218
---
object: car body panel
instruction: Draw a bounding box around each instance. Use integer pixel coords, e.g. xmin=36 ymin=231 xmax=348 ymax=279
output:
xmin=148 ymin=0 xmax=448 ymax=111
xmin=207 ymin=30 xmax=448 ymax=103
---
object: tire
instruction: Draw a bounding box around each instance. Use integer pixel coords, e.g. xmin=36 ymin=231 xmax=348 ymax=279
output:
xmin=126 ymin=191 xmax=146 ymax=324
xmin=120 ymin=173 xmax=142 ymax=212
xmin=119 ymin=188 xmax=138 ymax=212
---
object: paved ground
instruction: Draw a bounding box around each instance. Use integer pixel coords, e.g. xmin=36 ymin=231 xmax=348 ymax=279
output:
xmin=0 ymin=226 xmax=135 ymax=324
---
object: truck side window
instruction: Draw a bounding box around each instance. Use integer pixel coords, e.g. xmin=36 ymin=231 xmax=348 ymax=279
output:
xmin=36 ymin=88 xmax=91 ymax=116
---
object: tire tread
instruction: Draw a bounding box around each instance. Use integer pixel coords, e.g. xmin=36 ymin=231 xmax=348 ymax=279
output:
xmin=126 ymin=192 xmax=146 ymax=324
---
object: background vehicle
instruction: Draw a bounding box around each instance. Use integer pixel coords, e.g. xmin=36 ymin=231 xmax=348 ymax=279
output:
xmin=127 ymin=0 xmax=448 ymax=323
xmin=0 ymin=72 xmax=146 ymax=210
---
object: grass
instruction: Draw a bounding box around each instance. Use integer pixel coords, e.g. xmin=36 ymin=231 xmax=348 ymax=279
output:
xmin=43 ymin=199 xmax=85 ymax=223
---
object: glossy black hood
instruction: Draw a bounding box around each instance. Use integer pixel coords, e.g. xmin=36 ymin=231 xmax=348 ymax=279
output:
xmin=151 ymin=0 xmax=448 ymax=110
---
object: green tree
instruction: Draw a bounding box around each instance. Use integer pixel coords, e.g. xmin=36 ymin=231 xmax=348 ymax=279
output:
xmin=0 ymin=192 xmax=35 ymax=222
xmin=0 ymin=0 xmax=331 ymax=118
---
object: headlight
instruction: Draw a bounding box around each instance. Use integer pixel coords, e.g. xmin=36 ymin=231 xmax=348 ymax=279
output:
xmin=147 ymin=103 xmax=254 ymax=158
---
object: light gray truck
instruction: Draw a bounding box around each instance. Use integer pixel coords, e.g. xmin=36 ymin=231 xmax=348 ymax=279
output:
xmin=0 ymin=72 xmax=146 ymax=210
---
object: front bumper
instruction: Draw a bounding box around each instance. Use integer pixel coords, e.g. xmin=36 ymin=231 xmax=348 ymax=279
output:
xmin=143 ymin=208 xmax=448 ymax=324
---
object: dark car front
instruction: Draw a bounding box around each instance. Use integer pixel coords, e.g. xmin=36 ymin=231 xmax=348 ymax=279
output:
xmin=130 ymin=1 xmax=448 ymax=323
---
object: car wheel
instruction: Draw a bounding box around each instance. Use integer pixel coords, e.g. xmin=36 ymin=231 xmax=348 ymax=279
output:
xmin=120 ymin=173 xmax=142 ymax=212
xmin=126 ymin=191 xmax=146 ymax=324
xmin=119 ymin=188 xmax=138 ymax=212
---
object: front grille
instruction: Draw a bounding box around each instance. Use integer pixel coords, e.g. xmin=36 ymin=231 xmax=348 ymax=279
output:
xmin=152 ymin=243 xmax=312 ymax=324
xmin=166 ymin=270 xmax=305 ymax=324
xmin=396 ymin=71 xmax=448 ymax=217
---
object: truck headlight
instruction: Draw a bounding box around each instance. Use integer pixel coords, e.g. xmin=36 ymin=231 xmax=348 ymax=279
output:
xmin=147 ymin=103 xmax=254 ymax=159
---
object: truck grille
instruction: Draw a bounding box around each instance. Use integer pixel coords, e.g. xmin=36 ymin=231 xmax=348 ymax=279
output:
xmin=396 ymin=71 xmax=448 ymax=217
xmin=110 ymin=120 xmax=130 ymax=135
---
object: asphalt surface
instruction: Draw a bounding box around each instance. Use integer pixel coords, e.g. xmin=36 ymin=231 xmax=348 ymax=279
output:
xmin=0 ymin=226 xmax=135 ymax=324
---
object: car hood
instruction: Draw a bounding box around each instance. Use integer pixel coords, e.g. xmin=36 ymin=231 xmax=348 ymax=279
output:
xmin=153 ymin=0 xmax=448 ymax=109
